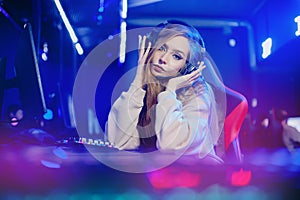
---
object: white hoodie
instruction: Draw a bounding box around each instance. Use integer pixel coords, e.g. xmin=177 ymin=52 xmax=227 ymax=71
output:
xmin=106 ymin=83 xmax=222 ymax=161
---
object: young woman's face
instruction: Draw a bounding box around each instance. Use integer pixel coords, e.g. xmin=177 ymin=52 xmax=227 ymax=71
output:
xmin=150 ymin=36 xmax=190 ymax=78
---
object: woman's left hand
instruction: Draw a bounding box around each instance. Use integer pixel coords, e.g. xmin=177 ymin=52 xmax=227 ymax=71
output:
xmin=166 ymin=62 xmax=206 ymax=92
xmin=132 ymin=35 xmax=152 ymax=87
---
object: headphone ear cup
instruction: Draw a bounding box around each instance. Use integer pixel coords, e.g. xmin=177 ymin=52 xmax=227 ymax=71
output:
xmin=180 ymin=63 xmax=198 ymax=75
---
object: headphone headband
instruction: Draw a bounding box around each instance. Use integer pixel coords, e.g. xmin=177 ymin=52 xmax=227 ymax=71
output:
xmin=155 ymin=19 xmax=206 ymax=51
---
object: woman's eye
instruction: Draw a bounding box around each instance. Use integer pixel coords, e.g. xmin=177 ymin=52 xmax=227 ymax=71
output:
xmin=173 ymin=54 xmax=183 ymax=60
xmin=158 ymin=45 xmax=166 ymax=51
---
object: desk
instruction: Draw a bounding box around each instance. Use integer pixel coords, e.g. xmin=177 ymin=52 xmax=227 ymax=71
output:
xmin=0 ymin=134 xmax=299 ymax=199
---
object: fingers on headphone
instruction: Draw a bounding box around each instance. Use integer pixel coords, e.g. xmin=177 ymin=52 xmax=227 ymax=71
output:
xmin=140 ymin=35 xmax=146 ymax=50
xmin=138 ymin=35 xmax=151 ymax=52
xmin=197 ymin=61 xmax=206 ymax=71
xmin=138 ymin=35 xmax=142 ymax=47
xmin=187 ymin=68 xmax=201 ymax=79
xmin=145 ymin=41 xmax=152 ymax=55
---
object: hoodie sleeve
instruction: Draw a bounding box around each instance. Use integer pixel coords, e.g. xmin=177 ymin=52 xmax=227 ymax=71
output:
xmin=106 ymin=84 xmax=146 ymax=150
xmin=155 ymin=89 xmax=214 ymax=158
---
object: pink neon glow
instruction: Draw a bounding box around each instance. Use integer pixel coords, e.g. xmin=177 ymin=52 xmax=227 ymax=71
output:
xmin=10 ymin=117 xmax=19 ymax=126
xmin=147 ymin=167 xmax=201 ymax=189
xmin=230 ymin=168 xmax=252 ymax=186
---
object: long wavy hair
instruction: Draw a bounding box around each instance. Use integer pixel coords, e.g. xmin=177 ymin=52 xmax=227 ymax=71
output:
xmin=137 ymin=23 xmax=207 ymax=148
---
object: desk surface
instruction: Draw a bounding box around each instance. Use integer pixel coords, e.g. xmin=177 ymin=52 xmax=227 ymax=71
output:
xmin=1 ymin=128 xmax=300 ymax=199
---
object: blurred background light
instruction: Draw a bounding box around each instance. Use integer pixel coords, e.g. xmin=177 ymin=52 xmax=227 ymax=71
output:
xmin=228 ymin=38 xmax=236 ymax=47
xmin=43 ymin=108 xmax=53 ymax=120
xmin=295 ymin=15 xmax=300 ymax=36
xmin=261 ymin=37 xmax=272 ymax=59
xmin=251 ymin=98 xmax=258 ymax=108
xmin=41 ymin=52 xmax=48 ymax=61
xmin=98 ymin=0 xmax=105 ymax=13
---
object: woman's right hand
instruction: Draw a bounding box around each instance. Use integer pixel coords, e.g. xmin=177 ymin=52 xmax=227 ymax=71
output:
xmin=132 ymin=35 xmax=152 ymax=87
xmin=166 ymin=62 xmax=206 ymax=92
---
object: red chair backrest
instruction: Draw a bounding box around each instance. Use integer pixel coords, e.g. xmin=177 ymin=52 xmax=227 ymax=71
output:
xmin=224 ymin=86 xmax=249 ymax=150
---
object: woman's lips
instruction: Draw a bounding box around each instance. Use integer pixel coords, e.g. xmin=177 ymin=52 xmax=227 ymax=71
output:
xmin=152 ymin=64 xmax=165 ymax=72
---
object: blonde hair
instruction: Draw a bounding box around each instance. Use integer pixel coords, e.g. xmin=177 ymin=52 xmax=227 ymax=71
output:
xmin=137 ymin=23 xmax=207 ymax=146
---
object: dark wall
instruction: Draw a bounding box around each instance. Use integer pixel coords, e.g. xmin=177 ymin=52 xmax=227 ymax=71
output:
xmin=249 ymin=0 xmax=300 ymax=118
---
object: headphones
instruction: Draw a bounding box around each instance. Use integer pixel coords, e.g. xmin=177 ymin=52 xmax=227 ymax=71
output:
xmin=147 ymin=20 xmax=206 ymax=75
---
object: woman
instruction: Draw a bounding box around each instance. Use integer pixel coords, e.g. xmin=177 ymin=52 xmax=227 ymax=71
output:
xmin=106 ymin=20 xmax=225 ymax=161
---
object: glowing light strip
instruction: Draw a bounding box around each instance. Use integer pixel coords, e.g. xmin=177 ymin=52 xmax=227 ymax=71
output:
xmin=295 ymin=16 xmax=300 ymax=36
xmin=129 ymin=0 xmax=163 ymax=8
xmin=121 ymin=0 xmax=127 ymax=19
xmin=119 ymin=0 xmax=127 ymax=63
xmin=54 ymin=0 xmax=83 ymax=55
xmin=119 ymin=21 xmax=127 ymax=63
xmin=54 ymin=0 xmax=77 ymax=43
xmin=26 ymin=23 xmax=48 ymax=113
xmin=75 ymin=43 xmax=83 ymax=55
xmin=0 ymin=5 xmax=21 ymax=30
xmin=0 ymin=5 xmax=9 ymax=18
